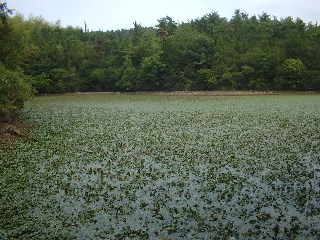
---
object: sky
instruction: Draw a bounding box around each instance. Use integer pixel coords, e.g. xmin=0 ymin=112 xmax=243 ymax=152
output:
xmin=5 ymin=0 xmax=320 ymax=31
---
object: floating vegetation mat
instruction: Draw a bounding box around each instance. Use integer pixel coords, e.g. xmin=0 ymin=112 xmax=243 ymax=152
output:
xmin=1 ymin=93 xmax=320 ymax=239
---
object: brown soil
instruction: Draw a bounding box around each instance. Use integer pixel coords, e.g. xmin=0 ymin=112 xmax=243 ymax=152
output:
xmin=161 ymin=90 xmax=278 ymax=96
xmin=0 ymin=121 xmax=32 ymax=145
xmin=76 ymin=90 xmax=279 ymax=96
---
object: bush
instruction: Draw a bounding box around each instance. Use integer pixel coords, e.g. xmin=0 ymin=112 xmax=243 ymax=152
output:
xmin=0 ymin=64 xmax=34 ymax=122
xmin=280 ymin=58 xmax=307 ymax=90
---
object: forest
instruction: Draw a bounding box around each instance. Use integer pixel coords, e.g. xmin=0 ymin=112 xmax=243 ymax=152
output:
xmin=1 ymin=2 xmax=320 ymax=121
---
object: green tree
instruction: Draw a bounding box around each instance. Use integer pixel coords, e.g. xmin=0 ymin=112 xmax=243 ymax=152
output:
xmin=196 ymin=68 xmax=219 ymax=89
xmin=48 ymin=67 xmax=80 ymax=92
xmin=156 ymin=16 xmax=177 ymax=40
xmin=0 ymin=2 xmax=34 ymax=121
xmin=0 ymin=2 xmax=14 ymax=65
xmin=116 ymin=57 xmax=138 ymax=91
xmin=0 ymin=65 xmax=34 ymax=121
xmin=277 ymin=58 xmax=307 ymax=89
xmin=2 ymin=5 xmax=320 ymax=92
xmin=140 ymin=54 xmax=166 ymax=90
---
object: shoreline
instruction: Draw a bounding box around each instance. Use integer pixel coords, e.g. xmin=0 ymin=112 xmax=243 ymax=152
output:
xmin=51 ymin=90 xmax=320 ymax=96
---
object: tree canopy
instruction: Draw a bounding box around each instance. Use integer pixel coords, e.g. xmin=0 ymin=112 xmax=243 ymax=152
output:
xmin=0 ymin=2 xmax=34 ymax=122
xmin=1 ymin=4 xmax=320 ymax=121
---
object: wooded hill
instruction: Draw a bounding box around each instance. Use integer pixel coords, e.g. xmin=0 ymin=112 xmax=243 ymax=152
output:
xmin=1 ymin=2 xmax=320 ymax=120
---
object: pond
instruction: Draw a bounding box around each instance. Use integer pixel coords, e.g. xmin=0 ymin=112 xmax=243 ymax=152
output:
xmin=1 ymin=93 xmax=319 ymax=239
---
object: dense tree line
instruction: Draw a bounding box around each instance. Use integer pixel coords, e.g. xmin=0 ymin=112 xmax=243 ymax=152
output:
xmin=1 ymin=2 xmax=320 ymax=120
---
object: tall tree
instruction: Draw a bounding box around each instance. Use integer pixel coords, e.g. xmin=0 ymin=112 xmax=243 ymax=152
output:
xmin=1 ymin=6 xmax=320 ymax=93
xmin=0 ymin=2 xmax=14 ymax=65
xmin=0 ymin=2 xmax=34 ymax=122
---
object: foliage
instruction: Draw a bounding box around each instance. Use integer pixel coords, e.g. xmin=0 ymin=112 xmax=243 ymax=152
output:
xmin=139 ymin=54 xmax=166 ymax=90
xmin=3 ymin=8 xmax=320 ymax=92
xmin=156 ymin=16 xmax=177 ymax=39
xmin=0 ymin=65 xmax=34 ymax=121
xmin=0 ymin=2 xmax=34 ymax=121
xmin=280 ymin=58 xmax=307 ymax=89
xmin=197 ymin=68 xmax=219 ymax=89
xmin=116 ymin=57 xmax=138 ymax=91
xmin=0 ymin=1 xmax=14 ymax=65
xmin=48 ymin=67 xmax=79 ymax=92
xmin=1 ymin=93 xmax=319 ymax=238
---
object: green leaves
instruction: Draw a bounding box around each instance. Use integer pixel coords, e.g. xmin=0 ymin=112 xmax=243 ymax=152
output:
xmin=140 ymin=55 xmax=166 ymax=90
xmin=3 ymin=5 xmax=320 ymax=92
xmin=282 ymin=58 xmax=306 ymax=78
xmin=197 ymin=68 xmax=219 ymax=89
xmin=156 ymin=16 xmax=177 ymax=39
xmin=276 ymin=58 xmax=307 ymax=90
xmin=116 ymin=60 xmax=138 ymax=91
xmin=1 ymin=93 xmax=320 ymax=238
xmin=0 ymin=65 xmax=34 ymax=121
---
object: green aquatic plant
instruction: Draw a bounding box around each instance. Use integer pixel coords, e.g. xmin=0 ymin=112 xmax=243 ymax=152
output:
xmin=1 ymin=93 xmax=319 ymax=239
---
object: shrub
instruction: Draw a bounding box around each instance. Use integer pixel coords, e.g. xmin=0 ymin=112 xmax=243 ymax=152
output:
xmin=0 ymin=64 xmax=34 ymax=122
